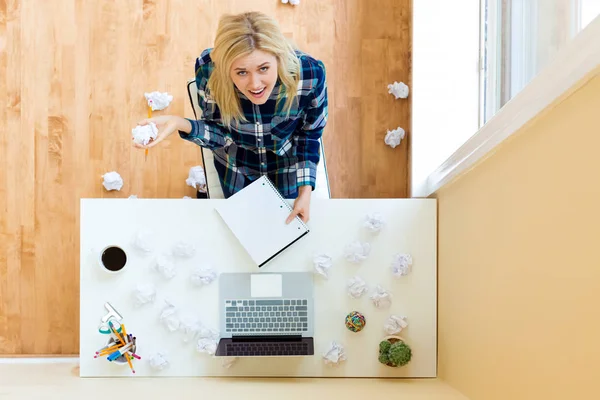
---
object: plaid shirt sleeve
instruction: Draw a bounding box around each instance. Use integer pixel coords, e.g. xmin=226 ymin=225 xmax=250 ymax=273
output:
xmin=182 ymin=119 xmax=228 ymax=151
xmin=296 ymin=59 xmax=328 ymax=190
xmin=179 ymin=52 xmax=229 ymax=150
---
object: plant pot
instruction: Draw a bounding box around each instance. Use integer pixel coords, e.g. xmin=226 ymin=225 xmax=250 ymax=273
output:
xmin=379 ymin=335 xmax=410 ymax=368
xmin=384 ymin=335 xmax=405 ymax=344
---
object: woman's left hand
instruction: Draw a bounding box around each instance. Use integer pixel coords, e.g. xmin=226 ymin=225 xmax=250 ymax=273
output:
xmin=286 ymin=186 xmax=312 ymax=224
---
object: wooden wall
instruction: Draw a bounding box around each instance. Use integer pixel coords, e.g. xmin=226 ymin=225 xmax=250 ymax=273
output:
xmin=0 ymin=0 xmax=411 ymax=355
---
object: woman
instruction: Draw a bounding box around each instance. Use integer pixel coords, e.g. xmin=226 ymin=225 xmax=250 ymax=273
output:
xmin=134 ymin=11 xmax=328 ymax=224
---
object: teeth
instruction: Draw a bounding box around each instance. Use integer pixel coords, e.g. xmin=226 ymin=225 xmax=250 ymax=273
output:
xmin=250 ymin=88 xmax=265 ymax=94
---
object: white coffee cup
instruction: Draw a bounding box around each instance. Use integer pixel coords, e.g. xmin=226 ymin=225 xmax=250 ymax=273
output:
xmin=99 ymin=245 xmax=128 ymax=274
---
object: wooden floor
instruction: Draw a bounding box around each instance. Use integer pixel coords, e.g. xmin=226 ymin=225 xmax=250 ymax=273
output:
xmin=0 ymin=0 xmax=411 ymax=354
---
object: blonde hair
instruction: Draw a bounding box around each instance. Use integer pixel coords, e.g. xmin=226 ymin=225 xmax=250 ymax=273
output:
xmin=208 ymin=11 xmax=301 ymax=128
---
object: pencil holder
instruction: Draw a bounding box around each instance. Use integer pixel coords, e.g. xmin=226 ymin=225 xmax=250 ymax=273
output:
xmin=106 ymin=336 xmax=137 ymax=365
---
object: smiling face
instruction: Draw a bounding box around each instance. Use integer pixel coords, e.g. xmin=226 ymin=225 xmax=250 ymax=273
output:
xmin=230 ymin=50 xmax=279 ymax=105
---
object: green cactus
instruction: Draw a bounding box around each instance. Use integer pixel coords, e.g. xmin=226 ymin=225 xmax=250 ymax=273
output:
xmin=379 ymin=340 xmax=391 ymax=354
xmin=378 ymin=339 xmax=412 ymax=367
xmin=378 ymin=351 xmax=390 ymax=364
xmin=388 ymin=342 xmax=411 ymax=366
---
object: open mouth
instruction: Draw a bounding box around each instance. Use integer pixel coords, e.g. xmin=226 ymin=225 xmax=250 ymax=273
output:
xmin=248 ymin=87 xmax=266 ymax=97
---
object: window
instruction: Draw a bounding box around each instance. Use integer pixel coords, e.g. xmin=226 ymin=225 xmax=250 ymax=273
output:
xmin=413 ymin=0 xmax=600 ymax=197
xmin=579 ymin=0 xmax=600 ymax=29
xmin=480 ymin=0 xmax=600 ymax=126
xmin=411 ymin=0 xmax=481 ymax=197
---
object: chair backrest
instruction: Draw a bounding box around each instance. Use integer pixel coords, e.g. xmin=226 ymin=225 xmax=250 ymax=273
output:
xmin=186 ymin=78 xmax=202 ymax=120
xmin=186 ymin=78 xmax=331 ymax=199
xmin=186 ymin=79 xmax=219 ymax=198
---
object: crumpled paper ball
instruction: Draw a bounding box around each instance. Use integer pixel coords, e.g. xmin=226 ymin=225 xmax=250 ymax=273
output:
xmin=152 ymin=255 xmax=176 ymax=279
xmin=102 ymin=171 xmax=123 ymax=191
xmin=145 ymin=91 xmax=173 ymax=111
xmin=131 ymin=122 xmax=158 ymax=146
xmin=344 ymin=241 xmax=370 ymax=263
xmin=148 ymin=351 xmax=170 ymax=371
xmin=185 ymin=166 xmax=206 ymax=189
xmin=347 ymin=276 xmax=368 ymax=298
xmin=364 ymin=212 xmax=385 ymax=233
xmin=132 ymin=282 xmax=156 ymax=307
xmin=384 ymin=315 xmax=408 ymax=335
xmin=391 ymin=253 xmax=413 ymax=277
xmin=172 ymin=240 xmax=196 ymax=258
xmin=198 ymin=326 xmax=219 ymax=340
xmin=322 ymin=341 xmax=346 ymax=365
xmin=222 ymin=357 xmax=238 ymax=368
xmin=196 ymin=328 xmax=220 ymax=355
xmin=132 ymin=230 xmax=155 ymax=254
xmin=179 ymin=313 xmax=202 ymax=343
xmin=159 ymin=300 xmax=180 ymax=332
xmin=387 ymin=81 xmax=409 ymax=99
xmin=313 ymin=253 xmax=333 ymax=278
xmin=183 ymin=196 xmax=192 ymax=199
xmin=281 ymin=0 xmax=300 ymax=5
xmin=196 ymin=338 xmax=218 ymax=355
xmin=370 ymin=285 xmax=392 ymax=308
xmin=385 ymin=127 xmax=406 ymax=149
xmin=190 ymin=266 xmax=218 ymax=286
xmin=128 ymin=195 xmax=138 ymax=199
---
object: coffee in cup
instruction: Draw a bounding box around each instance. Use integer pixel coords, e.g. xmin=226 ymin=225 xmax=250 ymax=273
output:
xmin=100 ymin=246 xmax=127 ymax=273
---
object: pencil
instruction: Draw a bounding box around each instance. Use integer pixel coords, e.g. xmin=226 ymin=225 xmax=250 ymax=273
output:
xmin=145 ymin=106 xmax=152 ymax=161
xmin=126 ymin=354 xmax=136 ymax=374
xmin=121 ymin=323 xmax=129 ymax=342
xmin=95 ymin=344 xmax=120 ymax=356
xmin=95 ymin=349 xmax=117 ymax=358
xmin=95 ymin=343 xmax=120 ymax=354
xmin=109 ymin=321 xmax=126 ymax=346
xmin=95 ymin=346 xmax=122 ymax=358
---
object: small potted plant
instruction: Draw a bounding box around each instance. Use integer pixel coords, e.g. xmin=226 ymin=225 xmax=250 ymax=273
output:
xmin=378 ymin=335 xmax=412 ymax=367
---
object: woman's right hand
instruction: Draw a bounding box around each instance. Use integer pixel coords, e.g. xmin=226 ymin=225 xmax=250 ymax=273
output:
xmin=133 ymin=115 xmax=180 ymax=149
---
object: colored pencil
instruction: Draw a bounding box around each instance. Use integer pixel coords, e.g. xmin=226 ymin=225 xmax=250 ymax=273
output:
xmin=126 ymin=354 xmax=136 ymax=374
xmin=109 ymin=321 xmax=126 ymax=346
xmin=121 ymin=324 xmax=129 ymax=343
xmin=95 ymin=345 xmax=120 ymax=357
xmin=145 ymin=106 xmax=152 ymax=160
xmin=95 ymin=343 xmax=120 ymax=354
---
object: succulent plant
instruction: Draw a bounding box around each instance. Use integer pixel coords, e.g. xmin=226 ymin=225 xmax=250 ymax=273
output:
xmin=378 ymin=351 xmax=390 ymax=364
xmin=379 ymin=340 xmax=391 ymax=353
xmin=378 ymin=338 xmax=412 ymax=367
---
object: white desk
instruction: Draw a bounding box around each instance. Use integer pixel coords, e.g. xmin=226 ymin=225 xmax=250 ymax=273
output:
xmin=79 ymin=198 xmax=437 ymax=378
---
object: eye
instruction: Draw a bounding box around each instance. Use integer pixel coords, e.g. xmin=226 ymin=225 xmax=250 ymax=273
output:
xmin=259 ymin=66 xmax=269 ymax=72
xmin=237 ymin=71 xmax=247 ymax=76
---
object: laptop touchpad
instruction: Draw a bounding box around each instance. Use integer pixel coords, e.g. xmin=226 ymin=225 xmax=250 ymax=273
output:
xmin=251 ymin=274 xmax=283 ymax=298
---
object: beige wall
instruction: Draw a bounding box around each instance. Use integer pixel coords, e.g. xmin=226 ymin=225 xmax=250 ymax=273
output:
xmin=435 ymin=73 xmax=600 ymax=399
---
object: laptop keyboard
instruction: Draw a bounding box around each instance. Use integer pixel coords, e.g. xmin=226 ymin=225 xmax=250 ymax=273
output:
xmin=225 ymin=341 xmax=310 ymax=356
xmin=225 ymin=299 xmax=309 ymax=334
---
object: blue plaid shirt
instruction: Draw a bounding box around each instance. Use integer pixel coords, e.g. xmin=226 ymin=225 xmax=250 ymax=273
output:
xmin=179 ymin=48 xmax=328 ymax=198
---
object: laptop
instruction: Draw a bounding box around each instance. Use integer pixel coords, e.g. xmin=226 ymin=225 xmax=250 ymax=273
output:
xmin=215 ymin=272 xmax=315 ymax=357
